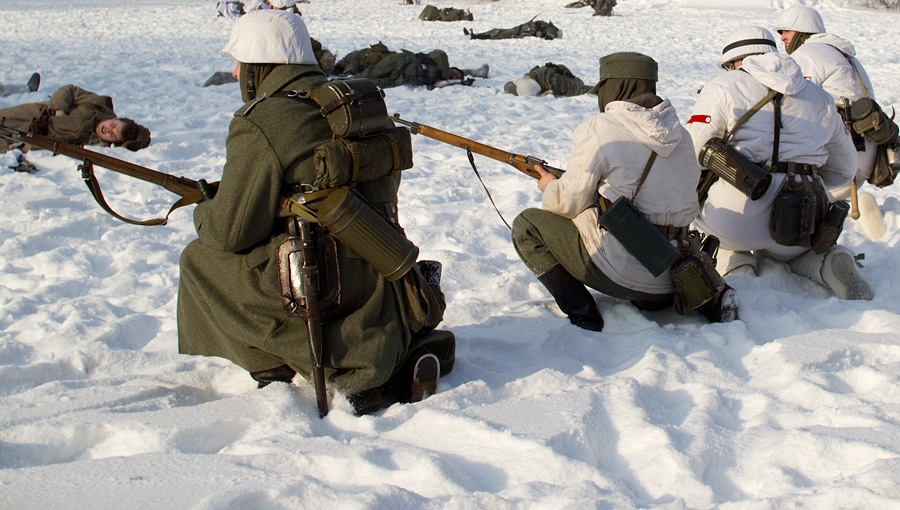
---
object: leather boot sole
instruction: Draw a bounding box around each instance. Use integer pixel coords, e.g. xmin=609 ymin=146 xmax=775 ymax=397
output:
xmin=410 ymin=353 xmax=439 ymax=403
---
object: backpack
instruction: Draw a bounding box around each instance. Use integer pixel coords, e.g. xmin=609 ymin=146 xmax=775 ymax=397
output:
xmin=306 ymin=79 xmax=414 ymax=188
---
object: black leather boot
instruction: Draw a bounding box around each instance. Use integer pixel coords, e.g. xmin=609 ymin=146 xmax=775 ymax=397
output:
xmin=537 ymin=265 xmax=604 ymax=331
xmin=696 ymin=284 xmax=739 ymax=323
xmin=250 ymin=364 xmax=297 ymax=389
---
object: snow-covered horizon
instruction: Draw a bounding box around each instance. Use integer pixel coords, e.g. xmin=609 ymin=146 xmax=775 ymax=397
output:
xmin=3 ymin=0 xmax=900 ymax=508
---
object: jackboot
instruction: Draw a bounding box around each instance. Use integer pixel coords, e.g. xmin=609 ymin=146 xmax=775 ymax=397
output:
xmin=460 ymin=64 xmax=490 ymax=78
xmin=250 ymin=364 xmax=296 ymax=388
xmin=537 ymin=265 xmax=604 ymax=331
xmin=27 ymin=73 xmax=40 ymax=92
xmin=696 ymin=284 xmax=739 ymax=323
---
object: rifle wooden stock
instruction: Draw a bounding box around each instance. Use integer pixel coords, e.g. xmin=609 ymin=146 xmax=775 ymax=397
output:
xmin=391 ymin=114 xmax=564 ymax=180
xmin=0 ymin=123 xmax=208 ymax=199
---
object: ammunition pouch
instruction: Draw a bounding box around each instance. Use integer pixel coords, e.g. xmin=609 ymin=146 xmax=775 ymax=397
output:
xmin=811 ymin=200 xmax=850 ymax=254
xmin=837 ymin=105 xmax=867 ymax=151
xmin=314 ymin=126 xmax=413 ymax=188
xmin=769 ymin=170 xmax=828 ymax=248
xmin=869 ymin=141 xmax=900 ymax=188
xmin=598 ymin=196 xmax=680 ymax=277
xmin=670 ymin=233 xmax=726 ymax=317
xmin=850 ymin=98 xmax=899 ymax=146
xmin=699 ymin=137 xmax=772 ymax=200
xmin=317 ymin=187 xmax=419 ymax=281
xmin=28 ymin=106 xmax=51 ymax=136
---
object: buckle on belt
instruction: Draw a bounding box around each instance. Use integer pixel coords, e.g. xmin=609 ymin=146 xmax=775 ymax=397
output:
xmin=284 ymin=183 xmax=322 ymax=204
xmin=769 ymin=161 xmax=816 ymax=175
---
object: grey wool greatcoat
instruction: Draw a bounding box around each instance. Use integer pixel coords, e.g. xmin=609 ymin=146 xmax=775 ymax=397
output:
xmin=0 ymin=84 xmax=117 ymax=153
xmin=177 ymin=64 xmax=447 ymax=398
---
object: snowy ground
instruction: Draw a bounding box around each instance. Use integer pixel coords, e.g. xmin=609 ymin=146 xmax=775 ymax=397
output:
xmin=2 ymin=0 xmax=900 ymax=508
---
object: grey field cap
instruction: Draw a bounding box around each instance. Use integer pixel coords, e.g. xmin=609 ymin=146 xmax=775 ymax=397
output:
xmin=598 ymin=52 xmax=658 ymax=82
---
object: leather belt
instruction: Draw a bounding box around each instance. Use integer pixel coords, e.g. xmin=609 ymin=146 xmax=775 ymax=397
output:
xmin=767 ymin=161 xmax=818 ymax=175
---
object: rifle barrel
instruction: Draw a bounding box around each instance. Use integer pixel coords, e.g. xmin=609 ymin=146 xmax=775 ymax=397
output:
xmin=392 ymin=114 xmax=564 ymax=179
xmin=0 ymin=124 xmax=201 ymax=197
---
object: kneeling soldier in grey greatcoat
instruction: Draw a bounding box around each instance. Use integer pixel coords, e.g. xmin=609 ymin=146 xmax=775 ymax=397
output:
xmin=178 ymin=10 xmax=455 ymax=415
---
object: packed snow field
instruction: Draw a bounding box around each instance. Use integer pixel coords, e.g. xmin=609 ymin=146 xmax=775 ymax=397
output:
xmin=2 ymin=0 xmax=900 ymax=508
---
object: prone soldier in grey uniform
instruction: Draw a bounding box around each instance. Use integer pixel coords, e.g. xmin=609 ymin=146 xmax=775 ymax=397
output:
xmin=332 ymin=42 xmax=397 ymax=77
xmin=463 ymin=19 xmax=561 ymax=40
xmin=503 ymin=63 xmax=595 ymax=97
xmin=352 ymin=48 xmax=488 ymax=89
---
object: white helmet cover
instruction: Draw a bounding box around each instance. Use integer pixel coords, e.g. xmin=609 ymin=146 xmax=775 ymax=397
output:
xmin=222 ymin=10 xmax=316 ymax=65
xmin=717 ymin=26 xmax=778 ymax=69
xmin=774 ymin=6 xmax=826 ymax=35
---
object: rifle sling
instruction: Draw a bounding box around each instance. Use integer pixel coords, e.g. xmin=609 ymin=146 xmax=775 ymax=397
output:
xmin=466 ymin=148 xmax=511 ymax=230
xmin=79 ymin=159 xmax=208 ymax=226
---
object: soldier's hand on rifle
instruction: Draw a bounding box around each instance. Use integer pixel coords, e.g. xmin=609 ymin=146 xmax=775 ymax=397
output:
xmin=535 ymin=164 xmax=558 ymax=192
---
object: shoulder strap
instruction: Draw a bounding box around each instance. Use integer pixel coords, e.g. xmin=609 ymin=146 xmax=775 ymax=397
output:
xmin=632 ymin=151 xmax=657 ymax=200
xmin=723 ymin=88 xmax=780 ymax=142
xmin=841 ymin=52 xmax=870 ymax=99
xmin=599 ymin=150 xmax=657 ymax=212
xmin=771 ymin=92 xmax=784 ymax=167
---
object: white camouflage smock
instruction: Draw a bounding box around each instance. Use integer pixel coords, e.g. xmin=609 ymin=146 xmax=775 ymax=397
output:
xmin=686 ymin=52 xmax=857 ymax=256
xmin=791 ymin=33 xmax=878 ymax=196
xmin=541 ymin=98 xmax=700 ymax=294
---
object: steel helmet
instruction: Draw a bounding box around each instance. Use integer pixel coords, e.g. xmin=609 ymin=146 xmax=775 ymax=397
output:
xmin=774 ymin=6 xmax=826 ymax=35
xmin=717 ymin=26 xmax=778 ymax=70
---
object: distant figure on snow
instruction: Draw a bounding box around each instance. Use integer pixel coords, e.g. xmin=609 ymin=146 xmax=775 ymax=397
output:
xmin=463 ymin=19 xmax=561 ymax=40
xmin=418 ymin=5 xmax=473 ymax=21
xmin=564 ymin=0 xmax=615 ymax=16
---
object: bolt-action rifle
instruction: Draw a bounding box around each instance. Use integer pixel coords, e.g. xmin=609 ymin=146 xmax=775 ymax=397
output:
xmin=0 ymin=121 xmax=216 ymax=225
xmin=391 ymin=114 xmax=564 ymax=180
